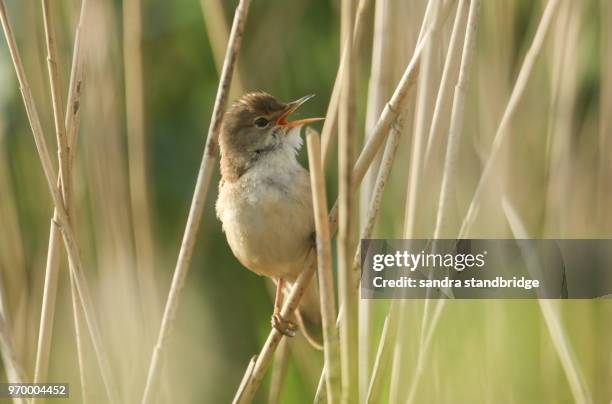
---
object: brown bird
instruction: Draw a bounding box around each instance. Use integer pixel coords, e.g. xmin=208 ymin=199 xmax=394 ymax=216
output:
xmin=216 ymin=91 xmax=324 ymax=348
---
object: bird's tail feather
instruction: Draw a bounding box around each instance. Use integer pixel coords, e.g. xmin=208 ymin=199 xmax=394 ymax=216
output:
xmin=290 ymin=274 xmax=323 ymax=351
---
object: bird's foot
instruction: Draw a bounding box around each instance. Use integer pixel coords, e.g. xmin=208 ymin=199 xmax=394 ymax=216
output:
xmin=271 ymin=313 xmax=298 ymax=337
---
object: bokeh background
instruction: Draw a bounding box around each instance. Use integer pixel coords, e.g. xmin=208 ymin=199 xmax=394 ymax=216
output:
xmin=0 ymin=0 xmax=611 ymax=403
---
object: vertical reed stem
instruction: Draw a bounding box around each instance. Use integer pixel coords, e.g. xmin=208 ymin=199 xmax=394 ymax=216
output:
xmin=307 ymin=129 xmax=342 ymax=404
xmin=338 ymin=0 xmax=359 ymax=401
xmin=458 ymin=0 xmax=561 ymax=238
xmin=142 ymin=1 xmax=250 ymax=402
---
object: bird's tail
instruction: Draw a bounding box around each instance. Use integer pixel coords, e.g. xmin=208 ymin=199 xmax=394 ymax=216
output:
xmin=291 ymin=274 xmax=323 ymax=351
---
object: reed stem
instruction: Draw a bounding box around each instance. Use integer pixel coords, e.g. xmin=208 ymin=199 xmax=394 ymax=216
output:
xmin=141 ymin=1 xmax=251 ymax=402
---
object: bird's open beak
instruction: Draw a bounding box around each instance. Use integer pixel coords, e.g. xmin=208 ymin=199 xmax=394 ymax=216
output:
xmin=276 ymin=94 xmax=324 ymax=129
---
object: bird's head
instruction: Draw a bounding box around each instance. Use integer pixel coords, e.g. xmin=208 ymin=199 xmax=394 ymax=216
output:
xmin=219 ymin=92 xmax=323 ymax=179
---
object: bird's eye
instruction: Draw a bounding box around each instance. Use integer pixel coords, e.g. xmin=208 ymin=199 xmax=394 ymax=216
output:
xmin=254 ymin=117 xmax=269 ymax=128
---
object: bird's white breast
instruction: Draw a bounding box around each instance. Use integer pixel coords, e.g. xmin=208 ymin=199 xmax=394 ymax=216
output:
xmin=216 ymin=128 xmax=314 ymax=280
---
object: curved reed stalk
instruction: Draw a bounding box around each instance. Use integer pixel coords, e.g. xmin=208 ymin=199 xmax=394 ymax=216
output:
xmin=141 ymin=1 xmax=251 ymax=402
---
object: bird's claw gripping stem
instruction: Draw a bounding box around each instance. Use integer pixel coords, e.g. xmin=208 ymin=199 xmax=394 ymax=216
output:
xmin=271 ymin=313 xmax=298 ymax=337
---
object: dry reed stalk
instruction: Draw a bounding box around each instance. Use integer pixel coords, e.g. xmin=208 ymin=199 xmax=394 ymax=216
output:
xmin=306 ymin=129 xmax=342 ymax=404
xmin=34 ymin=0 xmax=89 ymax=396
xmin=403 ymin=1 xmax=481 ymax=402
xmin=365 ymin=301 xmax=397 ymax=403
xmin=543 ymin=0 xmax=580 ymax=237
xmin=34 ymin=220 xmax=63 ymax=384
xmin=122 ymin=0 xmax=160 ymax=342
xmin=358 ymin=109 xmax=408 ymax=403
xmin=268 ymin=338 xmax=290 ymax=404
xmin=68 ymin=278 xmax=89 ymax=403
xmin=390 ymin=1 xmax=444 ymax=400
xmin=41 ymin=0 xmax=69 ymax=187
xmin=234 ymin=18 xmax=432 ymax=401
xmin=350 ymin=0 xmax=456 ymax=195
xmin=353 ymin=3 xmax=460 ymax=401
xmin=404 ymin=297 xmax=445 ymax=404
xmin=418 ymin=0 xmax=469 ymax=342
xmin=141 ymin=1 xmax=250 ymax=402
xmin=457 ymin=0 xmax=561 ymax=239
xmin=402 ymin=0 xmax=442 ymax=240
xmin=424 ymin=0 xmax=468 ymax=161
xmin=433 ymin=0 xmax=480 ymax=246
xmin=418 ymin=0 xmax=478 ymax=345
xmin=338 ymin=0 xmax=359 ymax=401
xmin=320 ymin=0 xmax=371 ymax=169
xmin=0 ymin=1 xmax=120 ymax=401
xmin=60 ymin=7 xmax=89 ymax=394
xmin=415 ymin=1 xmax=560 ymax=402
xmin=200 ymin=0 xmax=245 ymax=97
xmin=501 ymin=197 xmax=593 ymax=404
xmin=352 ymin=119 xmax=405 ymax=285
xmin=358 ymin=0 xmax=391 ymax=393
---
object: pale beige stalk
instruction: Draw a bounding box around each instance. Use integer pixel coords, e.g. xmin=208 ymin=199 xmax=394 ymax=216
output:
xmin=458 ymin=0 xmax=561 ymax=239
xmin=359 ymin=108 xmax=407 ymax=404
xmin=407 ymin=1 xmax=481 ymax=401
xmin=418 ymin=0 xmax=469 ymax=344
xmin=268 ymin=339 xmax=290 ymax=404
xmin=141 ymin=1 xmax=251 ymax=402
xmin=338 ymin=0 xmax=359 ymax=401
xmin=434 ymin=0 xmax=480 ymax=245
xmin=320 ymin=0 xmax=371 ymax=169
xmin=307 ymin=129 xmax=342 ymax=404
xmin=424 ymin=0 xmax=468 ymax=161
xmin=34 ymin=1 xmax=89 ymax=396
xmin=358 ymin=0 xmax=391 ymax=392
xmin=0 ymin=1 xmax=119 ymax=401
xmin=390 ymin=1 xmax=444 ymax=401
xmin=417 ymin=1 xmax=560 ymax=402
xmin=365 ymin=301 xmax=398 ymax=403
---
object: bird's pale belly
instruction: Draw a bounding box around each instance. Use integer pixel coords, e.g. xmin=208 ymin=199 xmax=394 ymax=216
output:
xmin=217 ymin=175 xmax=314 ymax=280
